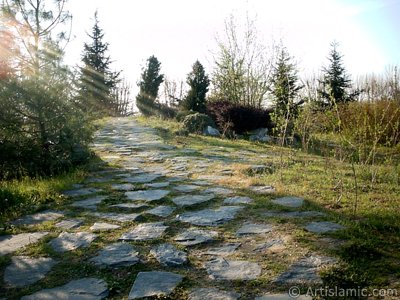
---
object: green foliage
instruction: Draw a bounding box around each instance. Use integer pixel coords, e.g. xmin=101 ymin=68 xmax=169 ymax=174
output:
xmin=176 ymin=110 xmax=196 ymax=122
xmin=318 ymin=42 xmax=359 ymax=109
xmin=181 ymin=60 xmax=209 ymax=113
xmin=78 ymin=12 xmax=120 ymax=116
xmin=182 ymin=113 xmax=215 ymax=134
xmin=136 ymin=55 xmax=164 ymax=116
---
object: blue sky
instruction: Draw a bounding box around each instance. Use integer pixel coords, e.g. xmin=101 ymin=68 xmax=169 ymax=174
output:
xmin=65 ymin=0 xmax=400 ymax=88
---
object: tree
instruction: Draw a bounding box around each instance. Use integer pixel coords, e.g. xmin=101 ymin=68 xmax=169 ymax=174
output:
xmin=211 ymin=15 xmax=271 ymax=107
xmin=78 ymin=12 xmax=120 ymax=115
xmin=269 ymin=46 xmax=303 ymax=117
xmin=181 ymin=60 xmax=209 ymax=113
xmin=318 ymin=42 xmax=358 ymax=108
xmin=136 ymin=55 xmax=164 ymax=116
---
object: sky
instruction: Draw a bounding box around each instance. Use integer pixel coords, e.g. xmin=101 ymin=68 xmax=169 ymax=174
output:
xmin=64 ymin=0 xmax=400 ymax=91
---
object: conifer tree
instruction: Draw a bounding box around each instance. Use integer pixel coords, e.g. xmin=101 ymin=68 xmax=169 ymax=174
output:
xmin=318 ymin=42 xmax=358 ymax=108
xmin=181 ymin=60 xmax=209 ymax=113
xmin=79 ymin=12 xmax=119 ymax=115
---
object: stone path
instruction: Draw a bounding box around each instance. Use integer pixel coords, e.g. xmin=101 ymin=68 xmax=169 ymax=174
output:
xmin=1 ymin=118 xmax=345 ymax=299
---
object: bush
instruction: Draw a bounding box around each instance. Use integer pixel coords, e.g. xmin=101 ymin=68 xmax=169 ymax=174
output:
xmin=182 ymin=113 xmax=215 ymax=134
xmin=176 ymin=110 xmax=196 ymax=122
xmin=206 ymin=100 xmax=273 ymax=135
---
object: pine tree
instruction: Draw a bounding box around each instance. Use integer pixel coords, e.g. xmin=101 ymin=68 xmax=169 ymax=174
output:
xmin=318 ymin=42 xmax=358 ymax=108
xmin=269 ymin=47 xmax=302 ymax=117
xmin=136 ymin=55 xmax=164 ymax=116
xmin=79 ymin=12 xmax=119 ymax=115
xmin=182 ymin=60 xmax=209 ymax=113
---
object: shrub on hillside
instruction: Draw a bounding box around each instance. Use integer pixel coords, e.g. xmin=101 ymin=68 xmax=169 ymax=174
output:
xmin=206 ymin=100 xmax=273 ymax=135
xmin=182 ymin=113 xmax=215 ymax=134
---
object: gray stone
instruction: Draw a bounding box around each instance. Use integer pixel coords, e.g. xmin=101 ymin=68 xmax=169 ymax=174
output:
xmin=249 ymin=185 xmax=276 ymax=194
xmin=145 ymin=206 xmax=175 ymax=217
xmin=203 ymin=126 xmax=220 ymax=137
xmin=172 ymin=194 xmax=214 ymax=207
xmin=249 ymin=134 xmax=271 ymax=143
xmin=90 ymin=212 xmax=141 ymax=223
xmin=111 ymin=183 xmax=134 ymax=191
xmin=176 ymin=206 xmax=243 ymax=226
xmin=253 ymin=239 xmax=285 ymax=252
xmin=305 ymin=221 xmax=344 ymax=234
xmin=205 ymin=258 xmax=262 ymax=280
xmin=204 ymin=243 xmax=241 ymax=256
xmin=144 ymin=182 xmax=170 ymax=188
xmin=0 ymin=232 xmax=49 ymax=256
xmin=271 ymin=196 xmax=304 ymax=208
xmin=89 ymin=243 xmax=139 ymax=267
xmin=125 ymin=189 xmax=170 ymax=202
xmin=190 ymin=180 xmax=211 ymax=186
xmin=264 ymin=211 xmax=326 ymax=218
xmin=128 ymin=271 xmax=183 ymax=299
xmin=110 ymin=203 xmax=149 ymax=210
xmin=123 ymin=174 xmax=161 ymax=183
xmin=223 ymin=196 xmax=253 ymax=205
xmin=174 ymin=228 xmax=218 ymax=246
xmin=55 ymin=219 xmax=84 ymax=230
xmin=150 ymin=243 xmax=187 ymax=267
xmin=85 ymin=176 xmax=114 ymax=183
xmin=202 ymin=187 xmax=234 ymax=195
xmin=21 ymin=277 xmax=108 ymax=300
xmin=274 ymin=255 xmax=337 ymax=285
xmin=256 ymin=294 xmax=312 ymax=300
xmin=189 ymin=288 xmax=240 ymax=300
xmin=120 ymin=222 xmax=168 ymax=241
xmin=236 ymin=223 xmax=273 ymax=236
xmin=11 ymin=211 xmax=64 ymax=226
xmin=63 ymin=187 xmax=102 ymax=198
xmin=49 ymin=232 xmax=97 ymax=252
xmin=90 ymin=222 xmax=121 ymax=232
xmin=173 ymin=184 xmax=202 ymax=193
xmin=71 ymin=195 xmax=108 ymax=210
xmin=4 ymin=256 xmax=57 ymax=287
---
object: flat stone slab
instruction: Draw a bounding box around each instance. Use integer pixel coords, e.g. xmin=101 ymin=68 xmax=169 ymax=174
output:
xmin=11 ymin=211 xmax=64 ymax=226
xmin=204 ymin=243 xmax=241 ymax=256
xmin=264 ymin=211 xmax=326 ymax=218
xmin=55 ymin=219 xmax=84 ymax=229
xmin=176 ymin=206 xmax=243 ymax=226
xmin=253 ymin=239 xmax=285 ymax=252
xmin=274 ymin=255 xmax=337 ymax=285
xmin=223 ymin=196 xmax=253 ymax=205
xmin=120 ymin=222 xmax=168 ymax=241
xmin=49 ymin=232 xmax=97 ymax=252
xmin=173 ymin=185 xmax=202 ymax=193
xmin=110 ymin=203 xmax=149 ymax=210
xmin=172 ymin=194 xmax=214 ymax=207
xmin=202 ymin=187 xmax=234 ymax=195
xmin=305 ymin=221 xmax=344 ymax=234
xmin=89 ymin=243 xmax=139 ymax=267
xmin=150 ymin=243 xmax=187 ymax=267
xmin=205 ymin=258 xmax=262 ymax=280
xmin=174 ymin=229 xmax=218 ymax=246
xmin=249 ymin=185 xmax=276 ymax=194
xmin=189 ymin=288 xmax=240 ymax=300
xmin=123 ymin=174 xmax=161 ymax=183
xmin=256 ymin=294 xmax=312 ymax=300
xmin=71 ymin=195 xmax=108 ymax=210
xmin=21 ymin=277 xmax=108 ymax=300
xmin=4 ymin=256 xmax=57 ymax=287
xmin=90 ymin=212 xmax=141 ymax=223
xmin=0 ymin=232 xmax=49 ymax=256
xmin=125 ymin=189 xmax=170 ymax=202
xmin=145 ymin=206 xmax=175 ymax=217
xmin=144 ymin=182 xmax=170 ymax=188
xmin=90 ymin=222 xmax=121 ymax=232
xmin=111 ymin=183 xmax=134 ymax=191
xmin=128 ymin=271 xmax=183 ymax=299
xmin=236 ymin=223 xmax=273 ymax=236
xmin=271 ymin=196 xmax=304 ymax=208
xmin=63 ymin=187 xmax=102 ymax=198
